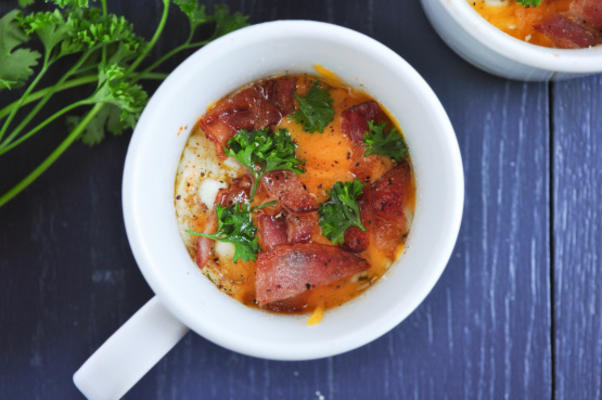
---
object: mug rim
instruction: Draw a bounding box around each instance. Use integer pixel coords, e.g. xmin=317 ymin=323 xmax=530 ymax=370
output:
xmin=122 ymin=20 xmax=464 ymax=360
xmin=436 ymin=0 xmax=602 ymax=73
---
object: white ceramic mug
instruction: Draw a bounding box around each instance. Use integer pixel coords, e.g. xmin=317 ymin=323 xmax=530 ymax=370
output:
xmin=421 ymin=0 xmax=602 ymax=81
xmin=73 ymin=21 xmax=464 ymax=400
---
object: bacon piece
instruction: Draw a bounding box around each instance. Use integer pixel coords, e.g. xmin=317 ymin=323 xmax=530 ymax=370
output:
xmin=200 ymin=77 xmax=297 ymax=157
xmin=286 ymin=211 xmax=317 ymax=244
xmin=535 ymin=15 xmax=600 ymax=49
xmin=257 ymin=210 xmax=317 ymax=250
xmin=259 ymin=170 xmax=318 ymax=212
xmin=195 ymin=212 xmax=217 ymax=268
xmin=255 ymin=243 xmax=370 ymax=305
xmin=216 ymin=175 xmax=252 ymax=207
xmin=261 ymin=76 xmax=297 ymax=115
xmin=257 ymin=213 xmax=288 ymax=250
xmin=344 ymin=161 xmax=412 ymax=256
xmin=341 ymin=101 xmax=388 ymax=142
xmin=570 ymin=0 xmax=602 ymax=30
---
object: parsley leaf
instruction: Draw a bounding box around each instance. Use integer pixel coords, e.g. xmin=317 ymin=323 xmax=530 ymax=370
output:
xmin=48 ymin=0 xmax=89 ymax=8
xmin=318 ymin=179 xmax=365 ymax=245
xmin=90 ymin=64 xmax=148 ymax=128
xmin=363 ymin=120 xmax=408 ymax=162
xmin=186 ymin=203 xmax=259 ymax=262
xmin=0 ymin=10 xmax=41 ymax=90
xmin=174 ymin=0 xmax=211 ymax=35
xmin=516 ymin=0 xmax=541 ymax=7
xmin=225 ymin=128 xmax=304 ymax=199
xmin=212 ymin=4 xmax=249 ymax=38
xmin=68 ymin=104 xmax=125 ymax=146
xmin=291 ymin=80 xmax=334 ymax=133
xmin=18 ymin=0 xmax=35 ymax=8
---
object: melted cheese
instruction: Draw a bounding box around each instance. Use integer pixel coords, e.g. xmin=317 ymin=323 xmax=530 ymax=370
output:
xmin=174 ymin=74 xmax=415 ymax=317
xmin=468 ymin=0 xmax=575 ymax=47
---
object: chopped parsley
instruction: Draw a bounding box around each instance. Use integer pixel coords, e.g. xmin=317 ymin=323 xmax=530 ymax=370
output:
xmin=291 ymin=80 xmax=334 ymax=133
xmin=516 ymin=0 xmax=541 ymax=7
xmin=186 ymin=203 xmax=258 ymax=262
xmin=225 ymin=128 xmax=304 ymax=199
xmin=363 ymin=120 xmax=408 ymax=162
xmin=318 ymin=179 xmax=366 ymax=245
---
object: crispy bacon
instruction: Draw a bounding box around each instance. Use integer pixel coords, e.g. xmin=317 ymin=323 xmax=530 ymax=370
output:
xmin=343 ymin=161 xmax=412 ymax=256
xmin=200 ymin=77 xmax=297 ymax=157
xmin=257 ymin=213 xmax=288 ymax=250
xmin=216 ymin=175 xmax=252 ymax=207
xmin=195 ymin=212 xmax=216 ymax=268
xmin=255 ymin=243 xmax=370 ymax=306
xmin=258 ymin=170 xmax=318 ymax=212
xmin=257 ymin=210 xmax=317 ymax=250
xmin=535 ymin=15 xmax=600 ymax=48
xmin=570 ymin=0 xmax=602 ymax=30
xmin=341 ymin=101 xmax=388 ymax=142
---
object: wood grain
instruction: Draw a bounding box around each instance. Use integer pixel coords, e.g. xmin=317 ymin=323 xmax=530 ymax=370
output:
xmin=552 ymin=75 xmax=602 ymax=400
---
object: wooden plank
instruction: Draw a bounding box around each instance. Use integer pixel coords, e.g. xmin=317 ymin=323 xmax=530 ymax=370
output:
xmin=0 ymin=1 xmax=553 ymax=399
xmin=552 ymin=75 xmax=602 ymax=400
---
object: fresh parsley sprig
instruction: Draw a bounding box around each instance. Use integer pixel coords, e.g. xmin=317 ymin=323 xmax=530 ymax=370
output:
xmin=186 ymin=203 xmax=259 ymax=262
xmin=291 ymin=80 xmax=334 ymax=133
xmin=363 ymin=120 xmax=408 ymax=162
xmin=0 ymin=1 xmax=248 ymax=207
xmin=516 ymin=0 xmax=541 ymax=7
xmin=225 ymin=128 xmax=304 ymax=199
xmin=318 ymin=179 xmax=366 ymax=245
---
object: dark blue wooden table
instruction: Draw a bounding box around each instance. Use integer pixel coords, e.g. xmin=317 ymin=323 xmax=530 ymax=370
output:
xmin=1 ymin=1 xmax=600 ymax=399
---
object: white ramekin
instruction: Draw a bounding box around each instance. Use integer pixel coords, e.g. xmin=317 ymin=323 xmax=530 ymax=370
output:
xmin=421 ymin=0 xmax=602 ymax=81
xmin=73 ymin=20 xmax=464 ymax=400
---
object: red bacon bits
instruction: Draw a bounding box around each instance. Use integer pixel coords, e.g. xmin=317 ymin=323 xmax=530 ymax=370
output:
xmin=216 ymin=175 xmax=252 ymax=207
xmin=535 ymin=15 xmax=600 ymax=48
xmin=199 ymin=77 xmax=298 ymax=157
xmin=570 ymin=0 xmax=602 ymax=30
xmin=341 ymin=101 xmax=388 ymax=142
xmin=257 ymin=210 xmax=317 ymax=251
xmin=344 ymin=161 xmax=412 ymax=257
xmin=255 ymin=243 xmax=370 ymax=306
xmin=257 ymin=213 xmax=288 ymax=250
xmin=258 ymin=170 xmax=318 ymax=212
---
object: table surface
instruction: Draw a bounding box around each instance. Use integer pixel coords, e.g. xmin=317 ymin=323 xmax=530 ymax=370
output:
xmin=1 ymin=1 xmax=601 ymax=399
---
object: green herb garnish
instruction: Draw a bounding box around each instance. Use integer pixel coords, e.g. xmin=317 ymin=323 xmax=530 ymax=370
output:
xmin=516 ymin=0 xmax=541 ymax=7
xmin=186 ymin=203 xmax=258 ymax=262
xmin=291 ymin=80 xmax=334 ymax=133
xmin=225 ymin=128 xmax=304 ymax=199
xmin=363 ymin=120 xmax=408 ymax=162
xmin=318 ymin=179 xmax=366 ymax=245
xmin=0 ymin=1 xmax=248 ymax=207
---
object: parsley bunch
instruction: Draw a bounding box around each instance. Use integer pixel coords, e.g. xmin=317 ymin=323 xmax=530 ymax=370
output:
xmin=363 ymin=120 xmax=408 ymax=162
xmin=186 ymin=203 xmax=259 ymax=262
xmin=291 ymin=80 xmax=334 ymax=133
xmin=318 ymin=179 xmax=366 ymax=245
xmin=225 ymin=128 xmax=304 ymax=199
xmin=0 ymin=0 xmax=248 ymax=207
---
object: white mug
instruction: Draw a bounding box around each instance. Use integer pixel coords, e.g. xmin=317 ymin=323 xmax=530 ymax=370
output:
xmin=73 ymin=21 xmax=464 ymax=400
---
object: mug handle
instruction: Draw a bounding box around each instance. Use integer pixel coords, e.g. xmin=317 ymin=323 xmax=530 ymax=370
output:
xmin=73 ymin=296 xmax=189 ymax=400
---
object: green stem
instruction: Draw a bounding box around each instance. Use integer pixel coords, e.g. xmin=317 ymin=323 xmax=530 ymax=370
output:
xmin=0 ymin=51 xmax=93 ymax=148
xmin=0 ymin=72 xmax=167 ymax=121
xmin=0 ymin=100 xmax=90 ymax=155
xmin=140 ymin=40 xmax=209 ymax=76
xmin=0 ymin=60 xmax=49 ymax=141
xmin=101 ymin=0 xmax=107 ymax=64
xmin=127 ymin=0 xmax=170 ymax=73
xmin=0 ymin=103 xmax=104 ymax=208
